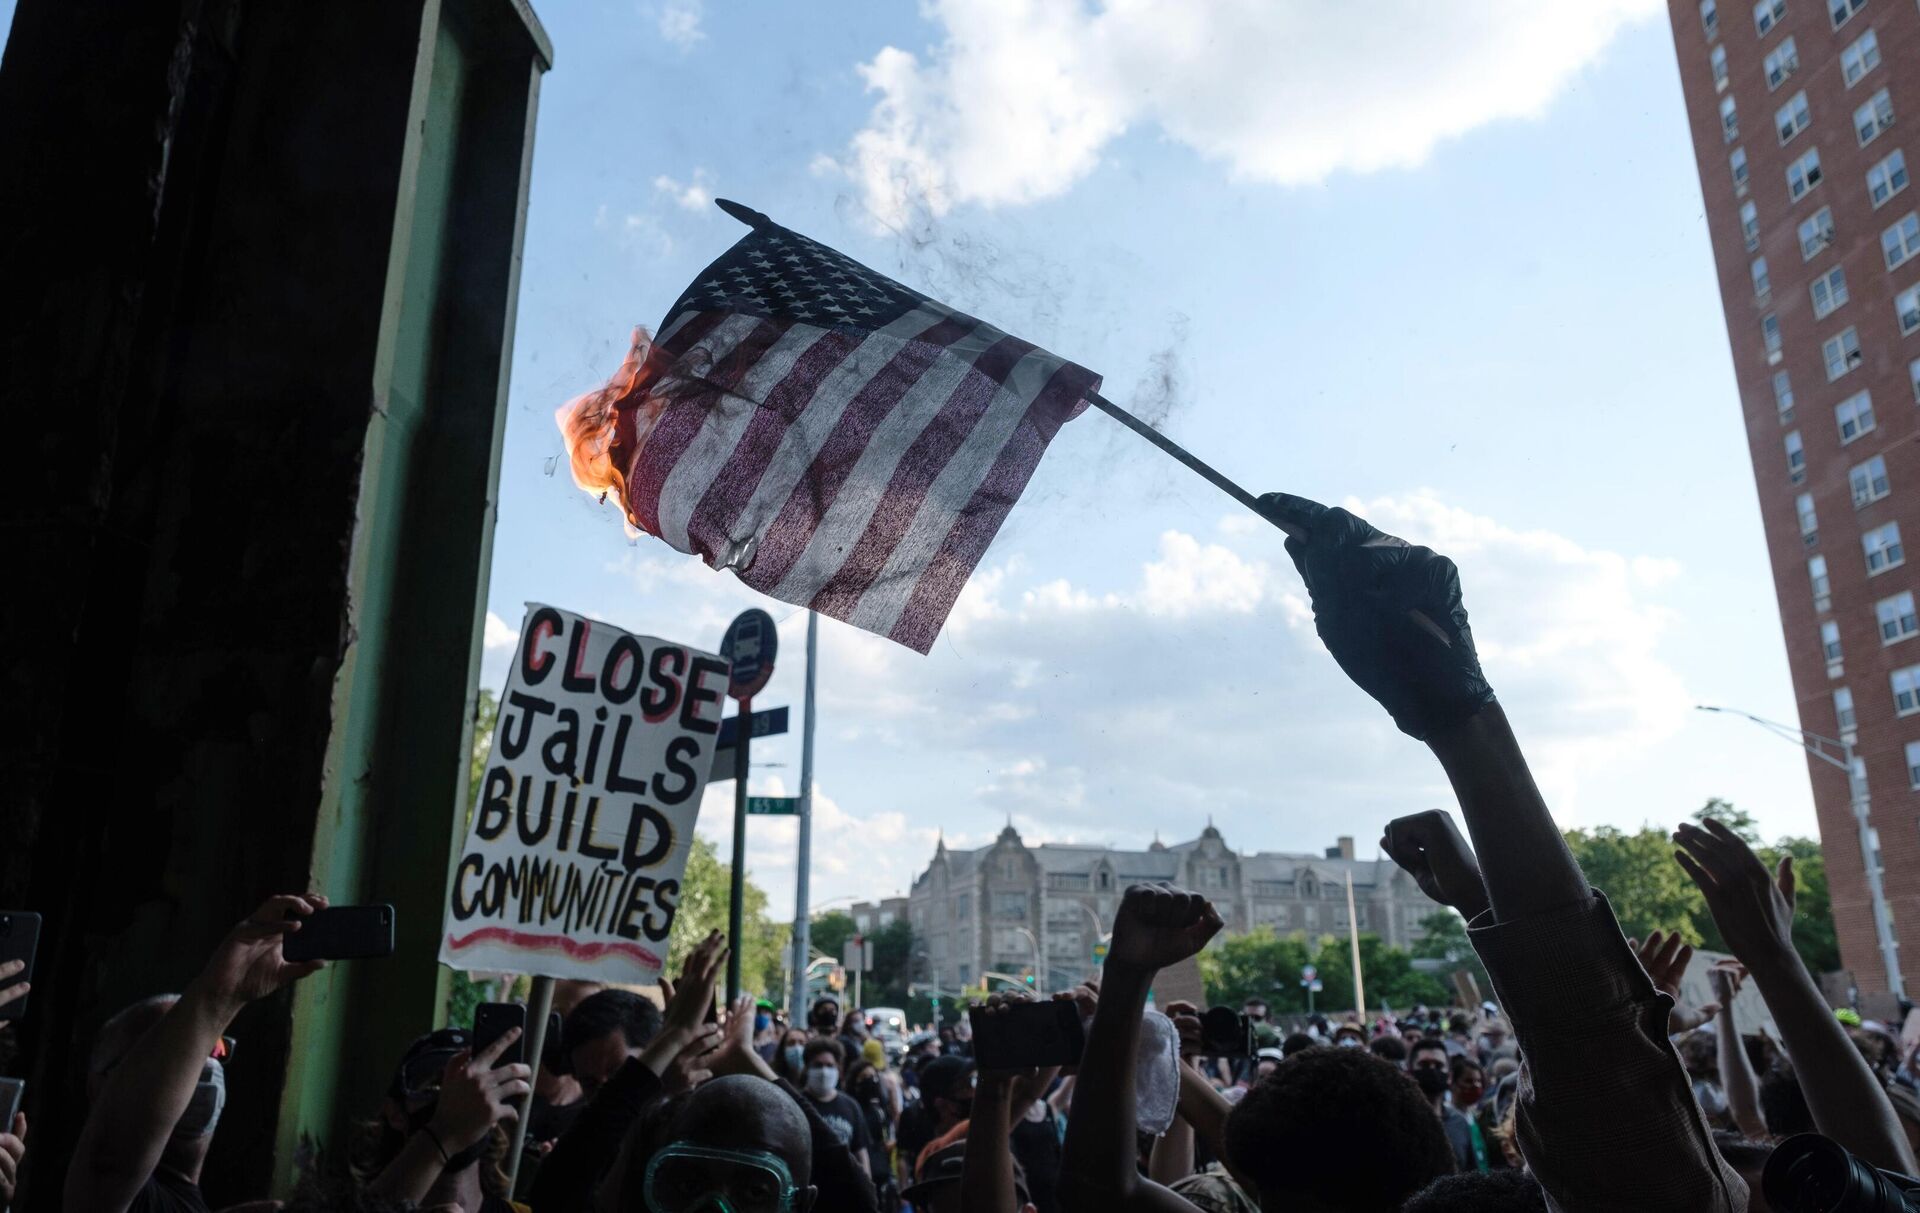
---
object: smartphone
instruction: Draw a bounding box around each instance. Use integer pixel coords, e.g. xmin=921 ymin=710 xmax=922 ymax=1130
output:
xmin=0 ymin=1078 xmax=21 ymax=1130
xmin=0 ymin=912 xmax=41 ymax=1021
xmin=968 ymin=1000 xmax=1085 ymax=1070
xmin=1199 ymin=1007 xmax=1253 ymax=1058
xmin=281 ymin=904 xmax=395 ymax=963
xmin=474 ymin=1001 xmax=528 ymax=1066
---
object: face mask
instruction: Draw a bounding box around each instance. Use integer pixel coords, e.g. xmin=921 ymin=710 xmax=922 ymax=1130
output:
xmin=175 ymin=1058 xmax=226 ymax=1140
xmin=1414 ymin=1067 xmax=1450 ymax=1098
xmin=783 ymin=1045 xmax=805 ymax=1074
xmin=756 ymin=1013 xmax=772 ymax=1032
xmin=805 ymin=1066 xmax=838 ymax=1098
xmin=1336 ymin=1036 xmax=1362 ymax=1049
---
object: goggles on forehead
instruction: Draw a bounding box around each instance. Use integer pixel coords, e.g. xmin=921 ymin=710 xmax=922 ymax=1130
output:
xmin=643 ymin=1143 xmax=800 ymax=1213
xmin=398 ymin=1047 xmax=466 ymax=1102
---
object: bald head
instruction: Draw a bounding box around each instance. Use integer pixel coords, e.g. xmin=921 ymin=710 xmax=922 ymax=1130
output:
xmin=674 ymin=1076 xmax=813 ymax=1186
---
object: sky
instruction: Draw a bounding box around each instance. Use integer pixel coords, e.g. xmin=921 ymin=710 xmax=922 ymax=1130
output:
xmin=2 ymin=1 xmax=1827 ymax=922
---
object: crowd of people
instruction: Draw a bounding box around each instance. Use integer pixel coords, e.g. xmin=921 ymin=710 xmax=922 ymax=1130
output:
xmin=13 ymin=495 xmax=1920 ymax=1211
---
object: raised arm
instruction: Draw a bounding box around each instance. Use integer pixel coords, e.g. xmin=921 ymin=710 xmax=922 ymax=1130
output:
xmin=1677 ymin=819 xmax=1917 ymax=1173
xmin=1261 ymin=494 xmax=1743 ymax=1212
xmin=368 ymin=1029 xmax=532 ymax=1204
xmin=1710 ymin=962 xmax=1768 ymax=1141
xmin=66 ymin=894 xmax=327 ymax=1213
xmin=1058 ymin=884 xmax=1219 ymax=1213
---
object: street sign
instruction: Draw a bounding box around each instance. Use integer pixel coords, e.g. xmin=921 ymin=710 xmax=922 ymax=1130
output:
xmin=1300 ymin=964 xmax=1317 ymax=984
xmin=721 ymin=609 xmax=778 ymax=701
xmin=843 ymin=936 xmax=874 ymax=970
xmin=1308 ymin=979 xmax=1323 ymax=992
xmin=709 ymin=706 xmax=792 ymax=781
xmin=747 ymin=796 xmax=798 ymax=816
xmin=1092 ymin=942 xmax=1109 ymax=965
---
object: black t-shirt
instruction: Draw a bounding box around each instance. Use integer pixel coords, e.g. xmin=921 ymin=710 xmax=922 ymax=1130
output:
xmin=895 ymin=1103 xmax=936 ymax=1178
xmin=1009 ymin=1102 xmax=1063 ymax=1213
xmin=128 ymin=1171 xmax=211 ymax=1213
xmin=807 ymin=1090 xmax=872 ymax=1157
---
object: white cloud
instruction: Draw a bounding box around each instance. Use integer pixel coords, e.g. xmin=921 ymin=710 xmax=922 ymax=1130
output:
xmin=657 ymin=0 xmax=705 ymax=51
xmin=483 ymin=611 xmax=518 ymax=650
xmin=829 ymin=0 xmax=1661 ymax=228
xmin=654 ymin=169 xmax=715 ymax=213
xmin=595 ymin=203 xmax=676 ymax=259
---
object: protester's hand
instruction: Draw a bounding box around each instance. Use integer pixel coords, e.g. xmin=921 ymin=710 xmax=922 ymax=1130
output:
xmin=0 ymin=1112 xmax=24 ymax=1205
xmin=660 ymin=1022 xmax=723 ymax=1096
xmin=660 ymin=931 xmax=728 ymax=1043
xmin=710 ymin=994 xmax=777 ymax=1080
xmin=189 ymin=893 xmax=329 ymax=1015
xmin=1674 ymin=819 xmax=1798 ymax=972
xmin=1108 ymin=884 xmax=1223 ymax=972
xmin=1381 ymin=810 xmax=1491 ymax=920
xmin=1258 ymin=494 xmax=1496 ymax=740
xmin=1053 ymin=977 xmax=1099 ymax=1075
xmin=1631 ymin=930 xmax=1720 ymax=1032
xmin=1710 ymin=959 xmax=1748 ymax=1007
xmin=1165 ymin=1001 xmax=1205 ymax=1059
xmin=427 ymin=1029 xmax=533 ymax=1154
xmin=976 ymin=991 xmax=1062 ymax=1109
xmin=0 ymin=959 xmax=29 ymax=1016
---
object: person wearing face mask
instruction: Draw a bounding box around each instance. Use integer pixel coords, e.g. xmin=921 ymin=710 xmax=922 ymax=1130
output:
xmin=1331 ymin=1022 xmax=1366 ymax=1049
xmin=798 ymin=1040 xmax=871 ymax=1176
xmin=362 ymin=1026 xmax=533 ymax=1211
xmin=772 ymin=1027 xmax=811 ymax=1085
xmin=66 ymin=893 xmax=332 ymax=1213
xmin=896 ymin=1053 xmax=974 ymax=1181
xmin=1412 ymin=1038 xmax=1483 ymax=1173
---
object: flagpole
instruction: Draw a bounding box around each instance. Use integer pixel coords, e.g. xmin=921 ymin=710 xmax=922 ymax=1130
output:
xmin=1088 ymin=393 xmax=1300 ymax=537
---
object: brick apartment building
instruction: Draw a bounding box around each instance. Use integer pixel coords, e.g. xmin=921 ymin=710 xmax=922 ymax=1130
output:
xmin=1670 ymin=0 xmax=1918 ymax=995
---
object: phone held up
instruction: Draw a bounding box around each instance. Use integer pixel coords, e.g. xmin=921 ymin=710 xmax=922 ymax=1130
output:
xmin=281 ymin=904 xmax=396 ymax=963
xmin=968 ymin=999 xmax=1086 ymax=1071
xmin=0 ymin=912 xmax=41 ymax=1021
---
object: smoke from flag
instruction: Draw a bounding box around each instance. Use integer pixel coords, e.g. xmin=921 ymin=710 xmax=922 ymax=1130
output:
xmin=559 ymin=199 xmax=1101 ymax=653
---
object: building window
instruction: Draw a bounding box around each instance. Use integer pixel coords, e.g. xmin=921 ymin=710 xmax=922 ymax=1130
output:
xmin=1842 ymin=29 xmax=1881 ymax=86
xmin=1838 ymin=389 xmax=1876 ymax=441
xmin=1878 ymin=591 xmax=1918 ymax=642
xmin=1776 ymin=91 xmax=1810 ymax=143
xmin=1765 ymin=312 xmax=1784 ymax=361
xmin=1852 ymin=454 xmax=1890 ymax=505
xmin=1787 ymin=429 xmax=1806 ymax=480
xmin=1713 ymin=44 xmax=1730 ymax=90
xmin=1811 ymin=553 xmax=1831 ymax=606
xmin=1898 ymin=285 xmax=1920 ymax=336
xmin=1894 ymin=666 xmax=1920 ymax=715
xmin=1830 ymin=0 xmax=1866 ymax=27
xmin=1764 ymin=36 xmax=1800 ymax=89
xmin=1857 ymin=89 xmax=1894 ymax=146
xmin=1703 ymin=0 xmax=1720 ymax=36
xmin=1797 ymin=491 xmax=1819 ymax=541
xmin=1798 ymin=207 xmax=1835 ymax=258
xmin=1754 ymin=257 xmax=1773 ymax=302
xmin=1723 ymin=96 xmax=1741 ymax=143
xmin=1787 ymin=148 xmax=1823 ymax=200
xmin=993 ymin=892 xmax=1026 ymax=919
xmin=1885 ymin=213 xmax=1920 ymax=270
xmin=1825 ymin=327 xmax=1862 ymax=380
xmin=1733 ymin=147 xmax=1750 ymax=195
xmin=1755 ymin=0 xmax=1787 ymax=30
xmin=954 ymin=893 xmax=970 ymax=919
xmin=1865 ymin=521 xmax=1905 ymax=574
xmin=1774 ymin=369 xmax=1796 ymax=420
xmin=1823 ymin=619 xmax=1845 ymax=661
xmin=1907 ymin=741 xmax=1920 ymax=789
xmin=1835 ymin=686 xmax=1857 ymax=731
xmin=1868 ymin=149 xmax=1908 ymax=207
xmin=1810 ymin=265 xmax=1848 ymax=318
xmin=1742 ymin=200 xmax=1762 ymax=250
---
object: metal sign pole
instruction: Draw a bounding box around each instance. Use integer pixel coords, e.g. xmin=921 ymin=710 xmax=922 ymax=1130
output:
xmin=728 ymin=696 xmax=751 ymax=1002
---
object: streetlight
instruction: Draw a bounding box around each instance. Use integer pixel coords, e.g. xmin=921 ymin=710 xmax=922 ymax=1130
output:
xmin=1695 ymin=703 xmax=1904 ymax=996
xmin=1013 ymin=926 xmax=1046 ymax=992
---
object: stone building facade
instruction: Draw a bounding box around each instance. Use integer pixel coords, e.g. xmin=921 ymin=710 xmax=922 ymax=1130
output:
xmin=907 ymin=823 xmax=1446 ymax=993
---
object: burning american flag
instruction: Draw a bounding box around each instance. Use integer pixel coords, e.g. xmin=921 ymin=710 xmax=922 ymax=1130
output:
xmin=559 ymin=199 xmax=1101 ymax=653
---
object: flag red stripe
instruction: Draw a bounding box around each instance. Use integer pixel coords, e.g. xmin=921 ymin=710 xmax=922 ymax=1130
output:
xmin=682 ymin=327 xmax=865 ymax=567
xmin=627 ymin=318 xmax=790 ymax=537
xmin=804 ymin=335 xmax=1034 ymax=620
xmin=888 ymin=362 xmax=1101 ymax=653
xmin=736 ymin=316 xmax=980 ymax=593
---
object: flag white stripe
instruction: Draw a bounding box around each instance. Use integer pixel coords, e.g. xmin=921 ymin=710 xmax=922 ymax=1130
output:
xmin=657 ymin=322 xmax=836 ymax=554
xmin=766 ymin=324 xmax=1010 ymax=606
xmin=715 ymin=305 xmax=953 ymax=563
xmin=844 ymin=349 xmax=1067 ymax=636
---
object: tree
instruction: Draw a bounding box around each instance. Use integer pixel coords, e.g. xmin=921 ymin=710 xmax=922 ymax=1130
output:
xmin=670 ymin=835 xmax=789 ymax=997
xmin=1308 ymin=934 xmax=1451 ymax=1014
xmin=1412 ymin=910 xmax=1490 ymax=998
xmin=810 ymin=910 xmax=857 ymax=968
xmin=1197 ymin=926 xmax=1312 ymax=1010
xmin=1563 ymin=825 xmax=1705 ymax=945
xmin=869 ymin=918 xmax=915 ymax=1006
xmin=1693 ymin=798 xmax=1762 ymax=844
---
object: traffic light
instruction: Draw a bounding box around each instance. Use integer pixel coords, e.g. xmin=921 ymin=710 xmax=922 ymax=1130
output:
xmin=828 ymin=965 xmax=846 ymax=992
xmin=1024 ymin=973 xmax=1035 ymax=985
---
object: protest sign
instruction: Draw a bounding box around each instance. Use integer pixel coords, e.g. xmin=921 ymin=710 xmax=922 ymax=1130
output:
xmin=439 ymin=604 xmax=730 ymax=984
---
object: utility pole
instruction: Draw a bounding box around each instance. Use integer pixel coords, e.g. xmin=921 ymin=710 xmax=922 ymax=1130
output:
xmin=790 ymin=612 xmax=819 ymax=1025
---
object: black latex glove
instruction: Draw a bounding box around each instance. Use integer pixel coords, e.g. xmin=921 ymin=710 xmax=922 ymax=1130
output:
xmin=1258 ymin=493 xmax=1496 ymax=740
